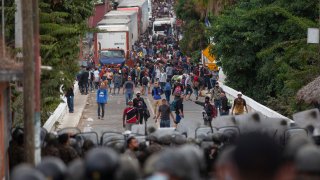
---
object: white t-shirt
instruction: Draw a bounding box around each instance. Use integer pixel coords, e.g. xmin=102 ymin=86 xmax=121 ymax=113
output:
xmin=94 ymin=70 xmax=100 ymax=82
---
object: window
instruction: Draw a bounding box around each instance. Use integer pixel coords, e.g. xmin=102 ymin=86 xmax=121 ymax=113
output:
xmin=100 ymin=50 xmax=125 ymax=58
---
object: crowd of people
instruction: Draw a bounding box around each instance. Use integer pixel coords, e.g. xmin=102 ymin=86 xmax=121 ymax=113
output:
xmin=9 ymin=123 xmax=320 ymax=180
xmin=8 ymin=0 xmax=320 ymax=179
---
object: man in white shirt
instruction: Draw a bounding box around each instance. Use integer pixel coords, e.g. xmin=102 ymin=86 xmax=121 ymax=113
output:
xmin=159 ymin=71 xmax=167 ymax=90
xmin=93 ymin=68 xmax=100 ymax=89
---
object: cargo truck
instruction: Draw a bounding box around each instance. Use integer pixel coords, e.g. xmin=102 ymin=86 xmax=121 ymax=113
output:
xmin=104 ymin=10 xmax=138 ymax=43
xmin=153 ymin=17 xmax=175 ymax=36
xmin=94 ymin=19 xmax=132 ymax=67
xmin=117 ymin=0 xmax=149 ymax=35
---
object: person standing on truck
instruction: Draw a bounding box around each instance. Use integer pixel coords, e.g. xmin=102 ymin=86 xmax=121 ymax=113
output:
xmin=123 ymin=76 xmax=135 ymax=105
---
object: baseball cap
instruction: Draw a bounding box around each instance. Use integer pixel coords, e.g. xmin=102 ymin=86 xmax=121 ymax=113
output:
xmin=136 ymin=91 xmax=141 ymax=95
xmin=238 ymin=91 xmax=242 ymax=95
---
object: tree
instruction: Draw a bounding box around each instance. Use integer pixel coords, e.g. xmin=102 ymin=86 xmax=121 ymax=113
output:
xmin=210 ymin=0 xmax=319 ymax=116
xmin=4 ymin=0 xmax=96 ymax=125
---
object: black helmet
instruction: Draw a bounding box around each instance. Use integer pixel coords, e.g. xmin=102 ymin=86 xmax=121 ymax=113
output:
xmin=85 ymin=148 xmax=120 ymax=180
xmin=11 ymin=164 xmax=45 ymax=180
xmin=65 ymin=159 xmax=85 ymax=180
xmin=36 ymin=157 xmax=66 ymax=180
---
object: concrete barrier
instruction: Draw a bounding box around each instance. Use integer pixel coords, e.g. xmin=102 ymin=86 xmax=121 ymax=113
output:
xmin=43 ymin=82 xmax=79 ymax=131
xmin=219 ymin=83 xmax=292 ymax=121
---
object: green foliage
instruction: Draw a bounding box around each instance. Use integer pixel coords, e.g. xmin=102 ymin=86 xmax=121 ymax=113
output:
xmin=37 ymin=0 xmax=95 ymax=123
xmin=210 ymin=0 xmax=320 ymax=117
xmin=175 ymin=0 xmax=210 ymax=57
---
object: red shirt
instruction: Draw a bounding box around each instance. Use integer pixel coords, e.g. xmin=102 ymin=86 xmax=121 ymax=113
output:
xmin=123 ymin=107 xmax=138 ymax=124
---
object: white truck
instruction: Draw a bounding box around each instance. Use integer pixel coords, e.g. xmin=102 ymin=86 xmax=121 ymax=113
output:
xmin=95 ymin=19 xmax=132 ymax=66
xmin=117 ymin=0 xmax=149 ymax=35
xmin=153 ymin=17 xmax=175 ymax=36
xmin=104 ymin=10 xmax=138 ymax=43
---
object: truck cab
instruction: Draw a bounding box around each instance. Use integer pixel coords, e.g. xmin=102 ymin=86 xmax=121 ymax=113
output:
xmin=99 ymin=48 xmax=126 ymax=68
xmin=152 ymin=17 xmax=175 ymax=36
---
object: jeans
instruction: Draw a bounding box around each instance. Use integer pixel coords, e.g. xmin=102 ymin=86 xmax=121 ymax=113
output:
xmin=165 ymin=90 xmax=171 ymax=102
xmin=194 ymin=88 xmax=199 ymax=98
xmin=82 ymin=81 xmax=88 ymax=94
xmin=97 ymin=103 xmax=105 ymax=117
xmin=160 ymin=82 xmax=166 ymax=90
xmin=160 ymin=120 xmax=170 ymax=128
xmin=88 ymin=80 xmax=93 ymax=91
xmin=125 ymin=91 xmax=133 ymax=104
xmin=67 ymin=96 xmax=74 ymax=112
xmin=210 ymin=79 xmax=217 ymax=88
xmin=214 ymin=99 xmax=221 ymax=111
xmin=220 ymin=110 xmax=229 ymax=116
xmin=94 ymin=81 xmax=100 ymax=90
xmin=144 ymin=85 xmax=148 ymax=96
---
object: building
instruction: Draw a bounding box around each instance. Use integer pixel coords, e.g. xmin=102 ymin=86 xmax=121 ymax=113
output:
xmin=0 ymin=56 xmax=22 ymax=179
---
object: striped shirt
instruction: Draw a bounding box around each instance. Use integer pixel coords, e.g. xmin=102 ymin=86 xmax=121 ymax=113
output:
xmin=123 ymin=107 xmax=139 ymax=124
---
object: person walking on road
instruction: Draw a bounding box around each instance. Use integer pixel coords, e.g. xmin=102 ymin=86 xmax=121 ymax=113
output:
xmin=141 ymin=73 xmax=149 ymax=96
xmin=152 ymin=82 xmax=163 ymax=119
xmin=231 ymin=92 xmax=248 ymax=115
xmin=65 ymin=86 xmax=74 ymax=113
xmin=171 ymin=92 xmax=184 ymax=128
xmin=164 ymin=79 xmax=171 ymax=102
xmin=211 ymin=82 xmax=223 ymax=113
xmin=123 ymin=100 xmax=139 ymax=131
xmin=133 ymin=91 xmax=148 ymax=124
xmin=156 ymin=99 xmax=175 ymax=128
xmin=123 ymin=76 xmax=135 ymax=105
xmin=93 ymin=68 xmax=100 ymax=90
xmin=194 ymin=96 xmax=217 ymax=128
xmin=96 ymin=83 xmax=108 ymax=120
xmin=220 ymin=92 xmax=230 ymax=116
xmin=81 ymin=68 xmax=89 ymax=95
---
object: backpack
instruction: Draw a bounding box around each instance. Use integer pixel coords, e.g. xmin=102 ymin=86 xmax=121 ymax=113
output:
xmin=174 ymin=85 xmax=182 ymax=95
xmin=142 ymin=77 xmax=149 ymax=86
xmin=205 ymin=103 xmax=217 ymax=118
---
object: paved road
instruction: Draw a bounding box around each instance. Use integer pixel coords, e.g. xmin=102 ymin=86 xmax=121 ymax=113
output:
xmin=77 ymin=87 xmax=206 ymax=138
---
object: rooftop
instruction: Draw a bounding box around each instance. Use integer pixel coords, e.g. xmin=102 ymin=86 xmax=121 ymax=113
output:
xmin=118 ymin=0 xmax=147 ymax=7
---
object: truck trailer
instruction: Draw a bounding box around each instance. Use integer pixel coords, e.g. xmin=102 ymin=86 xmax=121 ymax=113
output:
xmin=104 ymin=10 xmax=138 ymax=43
xmin=117 ymin=0 xmax=149 ymax=35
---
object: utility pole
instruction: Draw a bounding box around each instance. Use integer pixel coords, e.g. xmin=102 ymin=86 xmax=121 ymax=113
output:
xmin=1 ymin=0 xmax=5 ymax=57
xmin=33 ymin=0 xmax=41 ymax=164
xmin=22 ymin=0 xmax=35 ymax=165
xmin=15 ymin=0 xmax=22 ymax=50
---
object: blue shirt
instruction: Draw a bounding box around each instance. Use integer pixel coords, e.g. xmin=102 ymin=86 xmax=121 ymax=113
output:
xmin=96 ymin=89 xmax=108 ymax=103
